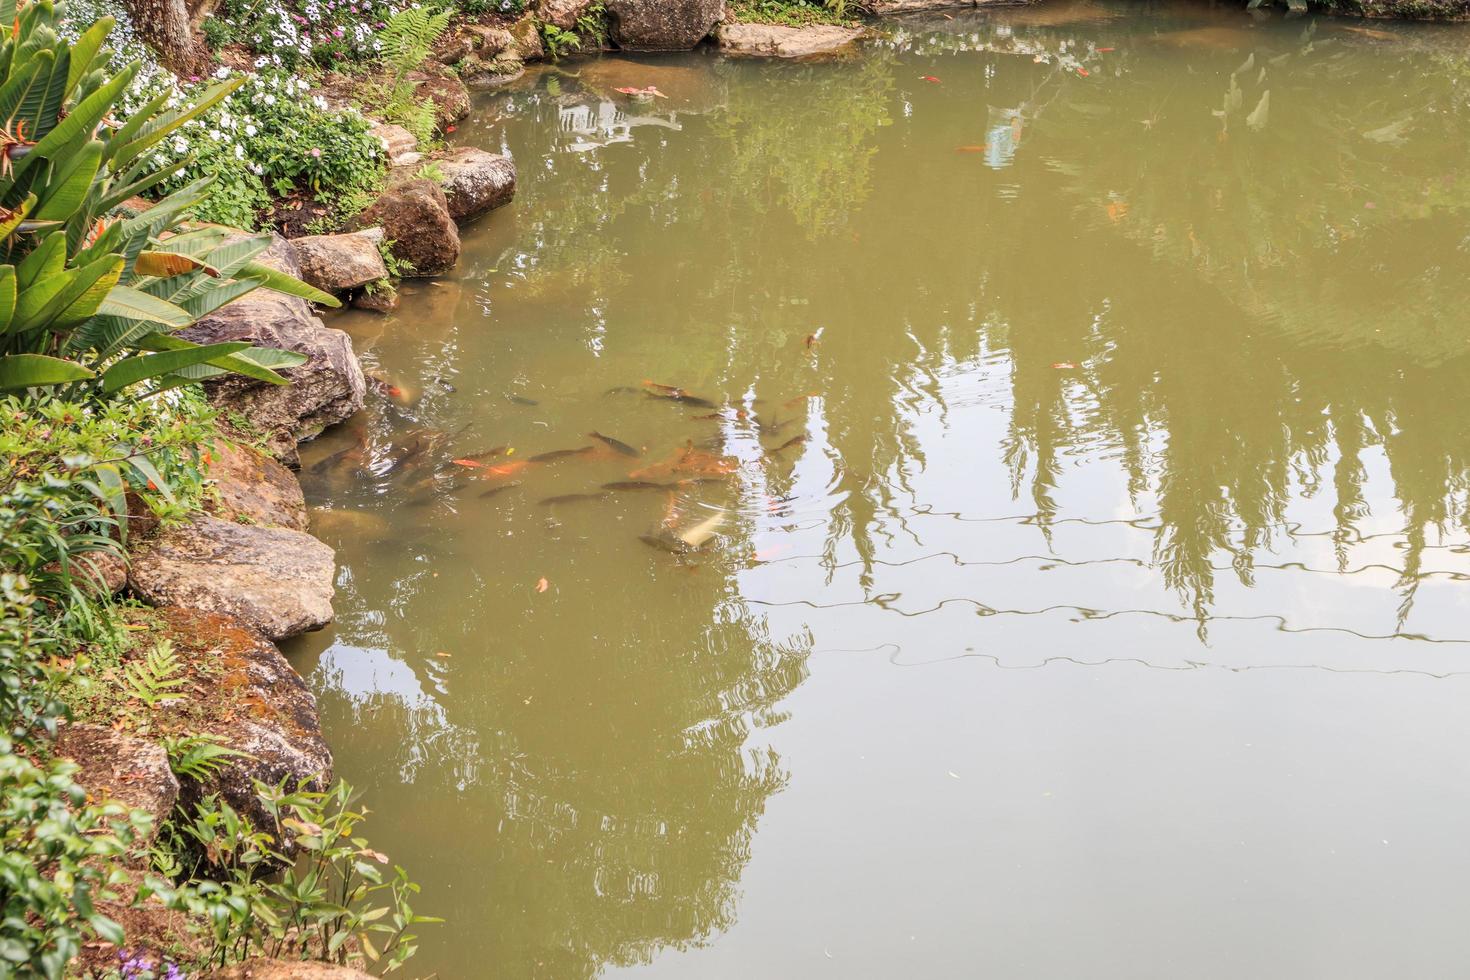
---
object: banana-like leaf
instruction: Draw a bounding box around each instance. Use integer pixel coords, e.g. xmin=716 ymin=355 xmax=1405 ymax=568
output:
xmin=65 ymin=17 xmax=112 ymax=99
xmin=136 ymin=330 xmax=305 ymax=385
xmin=16 ymin=227 xmax=64 ymax=289
xmin=96 ymin=285 xmax=192 ymax=327
xmin=0 ymin=352 xmax=93 ymax=390
xmin=27 ymin=42 xmax=68 ymax=140
xmin=134 ymin=250 xmax=220 ymax=279
xmin=13 ymin=63 xmax=135 ymax=179
xmin=169 ymin=273 xmax=263 ymax=319
xmin=0 ymin=194 xmax=34 ymax=239
xmin=239 ymin=260 xmax=341 ymax=308
xmin=0 ymin=54 xmax=43 ymax=128
xmin=100 ymin=341 xmax=250 ymax=393
xmin=15 ymin=251 xmax=121 ymax=334
xmin=90 ymin=462 xmax=128 ymax=545
xmin=0 ymin=265 xmax=16 ymax=335
xmin=34 ymin=138 xmax=102 ymax=220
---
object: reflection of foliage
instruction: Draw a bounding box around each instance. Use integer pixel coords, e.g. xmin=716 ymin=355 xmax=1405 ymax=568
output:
xmin=710 ymin=53 xmax=894 ymax=239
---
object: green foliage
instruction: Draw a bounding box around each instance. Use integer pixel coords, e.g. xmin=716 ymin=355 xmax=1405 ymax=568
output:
xmin=148 ymin=780 xmax=440 ymax=975
xmin=0 ymin=575 xmax=148 ymax=980
xmin=540 ymin=22 xmax=583 ymax=59
xmin=376 ymin=6 xmax=453 ymax=143
xmin=0 ymin=3 xmax=335 ymax=397
xmin=161 ymin=732 xmax=249 ymax=781
xmin=122 ymin=637 xmax=185 ymax=710
xmin=729 ymin=0 xmax=857 ymax=25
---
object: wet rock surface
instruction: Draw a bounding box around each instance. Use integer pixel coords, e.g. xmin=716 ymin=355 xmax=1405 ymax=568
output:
xmin=605 ymin=0 xmax=724 ymax=50
xmin=354 ymin=179 xmax=462 ymax=277
xmin=537 ymin=0 xmax=598 ymax=30
xmin=369 ymin=122 xmax=421 ymax=167
xmin=207 ymin=439 xmax=310 ymax=531
xmin=430 ymin=146 xmax=517 ymax=222
xmin=152 ymin=606 xmax=334 ymax=831
xmin=292 ymin=231 xmax=390 ymax=295
xmin=412 ymin=70 xmax=473 ymax=132
xmin=128 ymin=514 xmax=335 ymax=641
xmin=181 ymin=236 xmax=365 ymax=464
xmin=717 ymin=22 xmax=866 ymax=57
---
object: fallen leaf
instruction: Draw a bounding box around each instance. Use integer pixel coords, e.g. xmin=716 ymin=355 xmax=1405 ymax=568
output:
xmin=446 ymin=124 xmax=457 ymax=133
xmin=535 ymin=577 xmax=549 ymax=593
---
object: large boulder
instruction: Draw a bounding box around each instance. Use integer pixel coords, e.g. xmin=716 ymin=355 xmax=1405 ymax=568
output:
xmin=717 ymin=22 xmax=866 ymax=57
xmin=537 ymin=0 xmax=596 ymax=28
xmin=150 ymin=606 xmax=333 ymax=831
xmin=508 ymin=13 xmax=545 ymax=59
xmin=209 ymin=959 xmax=376 ymax=979
xmin=605 ymin=0 xmax=723 ymax=50
xmin=206 ymin=439 xmax=310 ymax=531
xmin=411 ymin=70 xmax=472 ymax=132
xmin=55 ymin=724 xmax=178 ymax=846
xmin=181 ymin=236 xmax=365 ymax=464
xmin=291 ymin=232 xmax=389 ymax=295
xmin=429 ymin=146 xmax=516 ymax=222
xmin=128 ymin=514 xmax=335 ymax=641
xmin=353 ymin=180 xmax=460 ymax=278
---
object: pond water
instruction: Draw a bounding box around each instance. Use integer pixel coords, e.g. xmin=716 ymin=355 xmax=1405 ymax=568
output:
xmin=288 ymin=4 xmax=1470 ymax=976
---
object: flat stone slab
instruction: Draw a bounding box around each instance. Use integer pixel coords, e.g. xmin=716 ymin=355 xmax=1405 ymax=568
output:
xmin=718 ymin=23 xmax=866 ymax=58
xmin=55 ymin=723 xmax=178 ymax=846
xmin=129 ymin=513 xmax=335 ymax=641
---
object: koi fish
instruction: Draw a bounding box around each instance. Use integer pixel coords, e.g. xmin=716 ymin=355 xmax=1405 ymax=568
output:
xmin=456 ymin=446 xmax=510 ymax=461
xmin=479 ymin=482 xmax=521 ymax=499
xmin=530 ymin=446 xmax=596 ymax=463
xmin=507 ymin=394 xmax=540 ymax=406
xmin=805 ymin=327 xmax=824 ymax=347
xmin=769 ymin=434 xmax=807 ymax=455
xmin=539 ymin=492 xmax=608 ymax=505
xmin=955 ymin=145 xmax=989 ymax=153
xmin=677 ymin=509 xmax=727 ymax=549
xmin=603 ymin=480 xmax=672 ymax=491
xmin=921 ymin=75 xmax=941 ymax=83
xmin=781 ymin=392 xmax=820 ymax=411
xmin=484 ymin=460 xmax=532 ymax=478
xmin=641 ymin=379 xmax=718 ymax=409
xmin=589 ymin=431 xmax=640 ymax=457
xmin=615 ymin=86 xmax=668 ymax=98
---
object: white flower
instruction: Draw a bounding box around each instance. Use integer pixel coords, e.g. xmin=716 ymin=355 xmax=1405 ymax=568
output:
xmin=234 ymin=144 xmax=245 ymax=159
xmin=214 ymin=65 xmax=230 ymax=79
xmin=245 ymin=123 xmax=258 ymax=136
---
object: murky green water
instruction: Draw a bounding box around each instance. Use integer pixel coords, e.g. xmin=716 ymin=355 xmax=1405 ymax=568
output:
xmin=289 ymin=5 xmax=1470 ymax=976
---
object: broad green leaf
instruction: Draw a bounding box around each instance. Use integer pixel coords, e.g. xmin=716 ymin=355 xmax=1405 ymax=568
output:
xmin=16 ymin=228 xmax=64 ymax=289
xmin=136 ymin=331 xmax=304 ymax=385
xmin=0 ymin=265 xmax=16 ymax=335
xmin=100 ymin=341 xmax=249 ymax=393
xmin=65 ymin=17 xmax=112 ymax=99
xmin=40 ymin=253 xmax=123 ymax=332
xmin=96 ymin=285 xmax=192 ymax=327
xmin=0 ymin=194 xmax=34 ymax=239
xmin=239 ymin=260 xmax=341 ymax=308
xmin=13 ymin=63 xmax=135 ymax=179
xmin=0 ymin=352 xmax=93 ymax=390
xmin=34 ymin=138 xmax=102 ymax=220
xmin=0 ymin=54 xmax=42 ymax=129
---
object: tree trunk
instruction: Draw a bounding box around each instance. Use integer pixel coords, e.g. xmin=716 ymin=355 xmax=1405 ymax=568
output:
xmin=121 ymin=0 xmax=208 ymax=75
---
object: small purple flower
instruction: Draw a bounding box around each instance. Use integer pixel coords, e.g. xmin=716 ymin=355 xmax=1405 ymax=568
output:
xmin=310 ymin=147 xmax=322 ymax=157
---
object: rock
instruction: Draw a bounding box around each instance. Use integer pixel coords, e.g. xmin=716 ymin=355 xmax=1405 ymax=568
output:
xmin=181 ymin=236 xmax=365 ymax=464
xmin=432 ymin=30 xmax=473 ymax=65
xmin=429 ymin=146 xmax=516 ymax=222
xmin=353 ymin=180 xmax=460 ymax=278
xmin=537 ymin=0 xmax=596 ymax=28
xmin=368 ymin=123 xmax=419 ymax=167
xmin=352 ymin=284 xmax=400 ymax=313
xmin=605 ymin=0 xmax=724 ymax=50
xmin=128 ymin=513 xmax=335 ymax=641
xmin=209 ymin=959 xmax=376 ymax=979
xmin=206 ymin=440 xmax=309 ymax=531
xmin=55 ymin=724 xmax=178 ymax=846
xmin=291 ymin=232 xmax=389 ymax=295
xmin=508 ymin=13 xmax=545 ymax=59
xmin=151 ymin=606 xmax=333 ymax=831
xmin=459 ymin=55 xmax=526 ymax=89
xmin=411 ymin=70 xmax=472 ymax=132
xmin=716 ymin=22 xmax=865 ymax=57
xmin=465 ymin=23 xmax=515 ymax=58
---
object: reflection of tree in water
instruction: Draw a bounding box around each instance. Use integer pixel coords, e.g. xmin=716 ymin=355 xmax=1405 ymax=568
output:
xmin=307 ymin=509 xmax=810 ymax=977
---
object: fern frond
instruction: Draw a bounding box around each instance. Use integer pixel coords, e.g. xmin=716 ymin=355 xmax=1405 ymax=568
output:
xmin=123 ymin=637 xmax=186 ymax=708
xmin=162 ymin=732 xmax=250 ymax=781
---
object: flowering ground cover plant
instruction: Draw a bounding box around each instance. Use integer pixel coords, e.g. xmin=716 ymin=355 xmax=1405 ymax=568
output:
xmin=216 ymin=0 xmax=407 ymax=68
